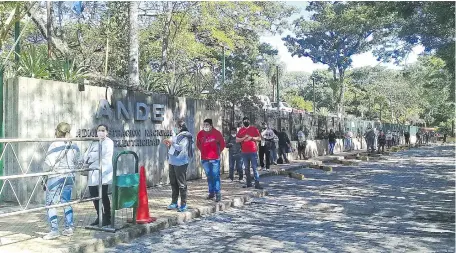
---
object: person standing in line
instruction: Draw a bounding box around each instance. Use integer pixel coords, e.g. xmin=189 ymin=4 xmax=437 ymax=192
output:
xmin=297 ymin=129 xmax=307 ymax=160
xmin=270 ymin=128 xmax=279 ymax=165
xmin=83 ymin=124 xmax=114 ymax=227
xmin=328 ymin=129 xmax=337 ymax=155
xmin=404 ymin=131 xmax=410 ymax=146
xmin=277 ymin=128 xmax=291 ymax=164
xmin=236 ymin=116 xmax=263 ymax=189
xmin=377 ymin=130 xmax=386 ymax=153
xmin=386 ymin=130 xmax=393 ymax=148
xmin=258 ymin=122 xmax=276 ymax=172
xmin=164 ymin=120 xmax=194 ymax=212
xmin=365 ymin=126 xmax=376 ymax=153
xmin=225 ymin=127 xmax=243 ymax=182
xmin=196 ymin=119 xmax=226 ymax=202
xmin=42 ymin=122 xmax=80 ymax=240
xmin=344 ymin=128 xmax=353 ymax=151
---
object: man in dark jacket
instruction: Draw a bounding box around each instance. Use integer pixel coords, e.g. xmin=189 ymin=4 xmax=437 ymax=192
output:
xmin=377 ymin=130 xmax=386 ymax=153
xmin=404 ymin=131 xmax=410 ymax=146
xmin=277 ymin=128 xmax=291 ymax=164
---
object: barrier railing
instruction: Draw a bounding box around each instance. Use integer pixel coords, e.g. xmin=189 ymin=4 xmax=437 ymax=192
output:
xmin=0 ymin=137 xmax=110 ymax=232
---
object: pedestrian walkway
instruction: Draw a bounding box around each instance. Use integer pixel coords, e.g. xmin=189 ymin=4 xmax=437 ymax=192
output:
xmin=0 ymin=147 xmax=403 ymax=253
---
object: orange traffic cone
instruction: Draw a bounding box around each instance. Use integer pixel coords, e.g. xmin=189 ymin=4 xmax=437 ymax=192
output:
xmin=136 ymin=166 xmax=157 ymax=224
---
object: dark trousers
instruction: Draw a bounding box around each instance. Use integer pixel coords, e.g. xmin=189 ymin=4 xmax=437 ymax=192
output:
xmin=258 ymin=145 xmax=271 ymax=169
xmin=89 ymin=185 xmax=111 ymax=219
xmin=169 ymin=164 xmax=188 ymax=206
xmin=229 ymin=153 xmax=243 ymax=180
xmin=405 ymin=138 xmax=410 ymax=145
xmin=278 ymin=145 xmax=289 ymax=163
xmin=378 ymin=143 xmax=385 ymax=152
xmin=298 ymin=141 xmax=306 ymax=159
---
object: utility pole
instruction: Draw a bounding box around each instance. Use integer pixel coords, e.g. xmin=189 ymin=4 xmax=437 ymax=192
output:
xmin=312 ymin=77 xmax=316 ymax=114
xmin=47 ymin=1 xmax=52 ymax=57
xmin=276 ymin=65 xmax=279 ymax=103
xmin=222 ymin=46 xmax=226 ymax=85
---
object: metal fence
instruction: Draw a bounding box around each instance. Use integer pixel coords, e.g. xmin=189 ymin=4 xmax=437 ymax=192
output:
xmin=0 ymin=137 xmax=112 ymax=232
xmin=223 ymin=107 xmax=421 ymax=141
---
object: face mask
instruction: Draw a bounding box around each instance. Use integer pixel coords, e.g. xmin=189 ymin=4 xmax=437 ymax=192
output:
xmin=243 ymin=122 xmax=249 ymax=127
xmin=97 ymin=131 xmax=106 ymax=139
xmin=203 ymin=127 xmax=211 ymax=132
xmin=231 ymin=134 xmax=236 ymax=137
xmin=174 ymin=127 xmax=180 ymax=134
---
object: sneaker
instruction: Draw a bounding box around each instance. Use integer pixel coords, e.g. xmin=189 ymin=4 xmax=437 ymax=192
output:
xmin=167 ymin=203 xmax=179 ymax=210
xmin=215 ymin=193 xmax=221 ymax=202
xmin=238 ymin=178 xmax=244 ymax=183
xmin=272 ymin=162 xmax=278 ymax=165
xmin=206 ymin=193 xmax=215 ymax=200
xmin=177 ymin=205 xmax=188 ymax=212
xmin=43 ymin=230 xmax=60 ymax=240
xmin=265 ymin=168 xmax=270 ymax=172
xmin=62 ymin=228 xmax=74 ymax=237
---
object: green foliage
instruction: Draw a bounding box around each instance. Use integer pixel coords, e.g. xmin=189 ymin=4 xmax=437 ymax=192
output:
xmin=50 ymin=58 xmax=87 ymax=83
xmin=287 ymin=95 xmax=313 ymax=112
xmin=283 ymin=2 xmax=395 ymax=114
xmin=16 ymin=46 xmax=50 ymax=79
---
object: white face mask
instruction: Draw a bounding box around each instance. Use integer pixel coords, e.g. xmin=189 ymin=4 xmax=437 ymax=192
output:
xmin=203 ymin=127 xmax=211 ymax=132
xmin=97 ymin=131 xmax=107 ymax=139
xmin=231 ymin=134 xmax=236 ymax=137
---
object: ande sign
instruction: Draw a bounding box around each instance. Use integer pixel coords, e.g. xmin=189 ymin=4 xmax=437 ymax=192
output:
xmin=96 ymin=99 xmax=165 ymax=122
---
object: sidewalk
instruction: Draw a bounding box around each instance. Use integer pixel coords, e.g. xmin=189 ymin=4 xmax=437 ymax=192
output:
xmin=0 ymin=148 xmax=393 ymax=253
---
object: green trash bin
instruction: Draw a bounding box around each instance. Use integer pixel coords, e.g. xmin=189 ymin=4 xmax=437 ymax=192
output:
xmin=115 ymin=173 xmax=139 ymax=209
xmin=111 ymin=151 xmax=140 ymax=231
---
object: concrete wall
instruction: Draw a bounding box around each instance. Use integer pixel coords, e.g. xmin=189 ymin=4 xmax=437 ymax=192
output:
xmin=2 ymin=77 xmax=227 ymax=203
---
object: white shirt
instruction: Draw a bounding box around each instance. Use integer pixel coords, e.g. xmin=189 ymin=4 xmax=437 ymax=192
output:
xmin=83 ymin=138 xmax=114 ymax=186
xmin=44 ymin=141 xmax=80 ymax=179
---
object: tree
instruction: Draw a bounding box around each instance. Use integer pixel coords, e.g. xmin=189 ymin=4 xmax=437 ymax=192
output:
xmin=283 ymin=2 xmax=396 ymax=115
xmin=128 ymin=1 xmax=139 ymax=86
xmin=286 ymin=95 xmax=313 ymax=112
xmin=366 ymin=2 xmax=455 ymax=100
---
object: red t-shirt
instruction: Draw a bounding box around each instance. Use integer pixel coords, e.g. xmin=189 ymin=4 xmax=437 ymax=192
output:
xmin=196 ymin=128 xmax=226 ymax=160
xmin=237 ymin=126 xmax=260 ymax=153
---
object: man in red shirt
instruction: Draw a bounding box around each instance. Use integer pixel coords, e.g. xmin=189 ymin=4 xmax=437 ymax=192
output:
xmin=196 ymin=119 xmax=226 ymax=202
xmin=236 ymin=116 xmax=263 ymax=189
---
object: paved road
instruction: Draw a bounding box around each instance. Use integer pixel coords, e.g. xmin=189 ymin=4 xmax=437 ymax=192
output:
xmin=107 ymin=145 xmax=455 ymax=253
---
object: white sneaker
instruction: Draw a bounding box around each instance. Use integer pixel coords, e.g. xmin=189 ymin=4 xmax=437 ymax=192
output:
xmin=62 ymin=227 xmax=74 ymax=236
xmin=43 ymin=230 xmax=60 ymax=240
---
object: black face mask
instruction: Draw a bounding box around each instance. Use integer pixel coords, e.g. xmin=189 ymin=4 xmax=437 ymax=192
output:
xmin=243 ymin=121 xmax=250 ymax=127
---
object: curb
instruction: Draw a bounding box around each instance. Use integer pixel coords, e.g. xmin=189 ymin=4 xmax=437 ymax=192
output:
xmin=69 ymin=190 xmax=268 ymax=253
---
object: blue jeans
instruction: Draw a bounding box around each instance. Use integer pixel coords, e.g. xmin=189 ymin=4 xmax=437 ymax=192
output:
xmin=229 ymin=153 xmax=243 ymax=180
xmin=46 ymin=176 xmax=74 ymax=231
xmin=329 ymin=142 xmax=336 ymax=154
xmin=201 ymin=160 xmax=221 ymax=194
xmin=270 ymin=147 xmax=277 ymax=164
xmin=242 ymin=153 xmax=259 ymax=185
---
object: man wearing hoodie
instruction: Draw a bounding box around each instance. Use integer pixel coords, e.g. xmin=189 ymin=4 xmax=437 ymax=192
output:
xmin=197 ymin=119 xmax=226 ymax=202
xmin=237 ymin=116 xmax=264 ymax=189
xmin=164 ymin=120 xmax=194 ymax=212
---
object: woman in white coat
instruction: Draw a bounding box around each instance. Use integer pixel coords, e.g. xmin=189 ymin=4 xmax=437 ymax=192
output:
xmin=83 ymin=124 xmax=114 ymax=226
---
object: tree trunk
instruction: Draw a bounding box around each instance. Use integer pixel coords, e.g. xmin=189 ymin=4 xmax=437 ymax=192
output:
xmin=160 ymin=2 xmax=173 ymax=72
xmin=128 ymin=1 xmax=139 ymax=86
xmin=337 ymin=67 xmax=345 ymax=116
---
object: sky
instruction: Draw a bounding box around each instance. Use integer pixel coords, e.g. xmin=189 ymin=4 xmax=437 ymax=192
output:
xmin=260 ymin=1 xmax=424 ymax=73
